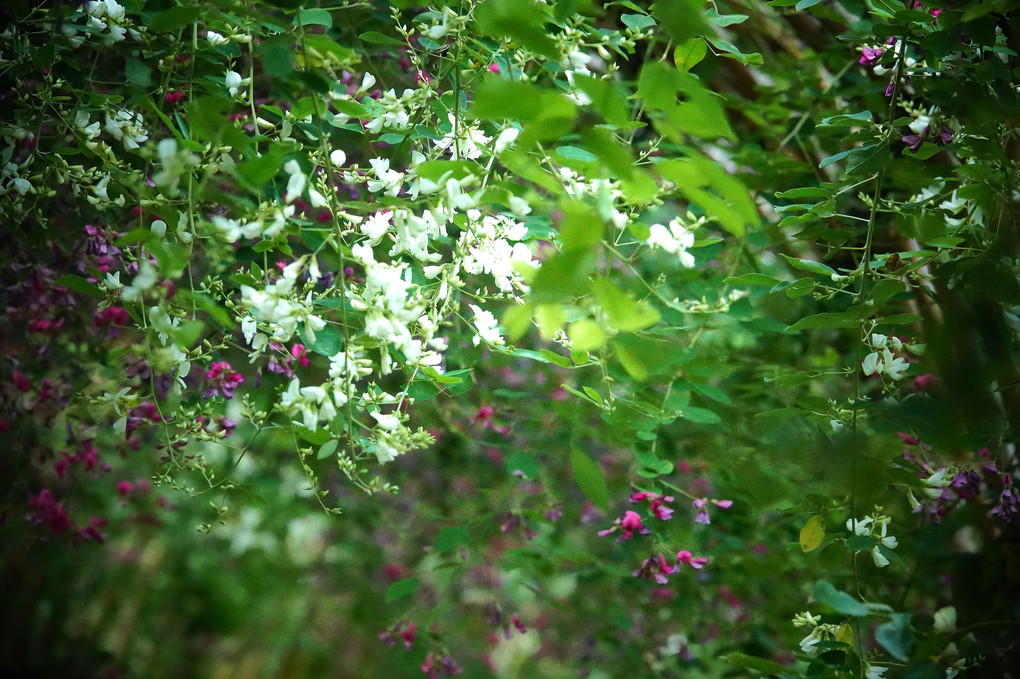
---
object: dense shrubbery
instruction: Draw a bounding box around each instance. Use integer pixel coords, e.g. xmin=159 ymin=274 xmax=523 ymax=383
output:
xmin=2 ymin=0 xmax=1019 ymax=676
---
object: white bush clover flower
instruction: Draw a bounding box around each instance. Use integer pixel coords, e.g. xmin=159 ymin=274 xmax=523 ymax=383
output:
xmin=468 ymin=303 xmax=503 ymax=347
xmin=862 ymin=333 xmax=910 ymax=381
xmin=847 ymin=509 xmax=898 ymax=567
xmin=206 ymin=30 xmax=229 ymax=46
xmin=646 ymin=218 xmax=696 ymax=268
xmin=152 ymin=138 xmax=200 ymax=195
xmin=104 ymin=109 xmax=148 ymax=149
xmin=225 ymin=70 xmax=250 ymax=98
xmin=280 ymin=379 xmax=337 ymax=431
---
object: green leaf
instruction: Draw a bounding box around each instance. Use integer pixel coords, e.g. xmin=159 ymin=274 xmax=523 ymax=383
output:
xmin=148 ymin=6 xmax=202 ymax=32
xmin=530 ymin=248 xmax=594 ymax=302
xmin=673 ymin=39 xmax=708 ymax=72
xmin=533 ymin=303 xmax=565 ymax=340
xmin=705 ymin=10 xmax=749 ymax=26
xmin=722 ymin=652 xmax=789 ymax=675
xmin=653 ymin=0 xmax=709 ymax=44
xmin=568 ymin=319 xmax=607 ymax=352
xmin=262 ymin=35 xmax=295 ymax=78
xmin=502 ymin=303 xmax=533 ymax=341
xmin=385 ymin=577 xmax=420 ymax=603
xmin=655 ymin=157 xmax=757 ymax=236
xmin=871 ymin=279 xmax=906 ymax=305
xmin=570 ymin=448 xmax=609 ymax=512
xmin=296 ymin=9 xmax=332 ymax=27
xmin=359 ymin=30 xmax=405 ymax=45
xmin=780 ymin=254 xmax=837 ymax=277
xmin=637 ymin=62 xmax=734 ymax=140
xmin=692 ymin=382 xmax=731 ymax=405
xmin=682 ymin=406 xmax=721 ymax=424
xmin=407 ymin=380 xmax=440 ymax=400
xmin=435 ymin=526 xmax=471 ymax=553
xmin=590 ymin=279 xmax=660 ymax=332
xmin=785 ymin=312 xmax=864 ymax=332
xmin=811 ymin=581 xmax=869 ymax=617
xmin=55 ymin=275 xmax=105 ymax=299
xmin=237 ymin=147 xmax=285 ymax=186
xmin=876 ymin=613 xmax=912 ymax=661
xmin=300 ymin=325 xmax=343 ymax=357
xmin=125 ymin=59 xmax=152 ymax=88
xmin=725 ymin=273 xmax=780 ymax=287
xmin=317 ymin=439 xmax=339 ymax=460
xmin=474 ymin=0 xmax=558 ymax=58
xmin=505 ymin=451 xmax=539 ymax=478
xmin=846 ymin=140 xmax=890 ymax=175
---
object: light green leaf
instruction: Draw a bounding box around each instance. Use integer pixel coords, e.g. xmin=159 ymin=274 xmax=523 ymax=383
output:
xmin=570 ymin=448 xmax=609 ymax=512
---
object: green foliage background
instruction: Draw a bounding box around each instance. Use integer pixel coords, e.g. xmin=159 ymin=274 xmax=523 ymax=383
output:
xmin=2 ymin=0 xmax=1019 ymax=677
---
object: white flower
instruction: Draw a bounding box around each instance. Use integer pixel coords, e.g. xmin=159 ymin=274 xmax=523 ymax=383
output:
xmin=862 ymin=351 xmax=882 ymax=376
xmin=882 ymin=348 xmax=909 ymax=380
xmin=646 ymin=218 xmax=696 ymax=267
xmin=468 ymin=303 xmax=503 ymax=346
xmin=105 ymin=109 xmax=149 ymax=149
xmin=225 ymin=70 xmax=250 ymax=98
xmin=370 ymin=411 xmax=401 ymax=431
xmin=329 ymin=149 xmax=347 ymax=166
xmin=866 ymin=664 xmax=889 ymax=679
xmin=871 ymin=546 xmax=890 ymax=568
xmin=207 ymin=30 xmax=228 ymax=46
xmin=493 ymin=127 xmax=520 ymax=154
xmin=10 ymin=177 xmax=30 ymax=195
xmin=122 ymin=262 xmax=157 ymax=303
xmin=909 ymin=114 xmax=931 ymax=135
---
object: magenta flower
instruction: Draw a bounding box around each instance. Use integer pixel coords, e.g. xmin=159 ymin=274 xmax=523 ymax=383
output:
xmin=204 ymin=361 xmax=245 ymax=398
xmin=598 ymin=510 xmax=650 ymax=541
xmin=630 ymin=491 xmax=675 ymax=520
xmin=27 ymin=489 xmax=71 ymax=535
xmin=859 ymin=47 xmax=883 ymax=66
xmin=633 ymin=553 xmax=674 ymax=584
xmin=675 ymin=550 xmax=709 ymax=570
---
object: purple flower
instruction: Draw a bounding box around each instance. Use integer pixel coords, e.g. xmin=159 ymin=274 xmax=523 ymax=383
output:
xmin=859 ymin=47 xmax=883 ymax=66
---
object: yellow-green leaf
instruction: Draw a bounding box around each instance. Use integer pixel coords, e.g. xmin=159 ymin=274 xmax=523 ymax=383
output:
xmin=800 ymin=515 xmax=824 ymax=552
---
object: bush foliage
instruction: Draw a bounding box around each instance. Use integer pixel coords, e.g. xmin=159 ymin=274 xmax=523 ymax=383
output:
xmin=2 ymin=0 xmax=1019 ymax=676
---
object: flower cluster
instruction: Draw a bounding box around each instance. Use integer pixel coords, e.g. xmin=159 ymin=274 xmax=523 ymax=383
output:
xmin=846 ymin=509 xmax=898 ymax=567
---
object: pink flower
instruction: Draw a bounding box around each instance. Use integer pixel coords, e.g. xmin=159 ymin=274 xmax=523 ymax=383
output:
xmin=897 ymin=432 xmax=920 ymax=446
xmin=399 ymin=620 xmax=416 ymax=650
xmin=27 ymin=489 xmax=71 ymax=535
xmin=675 ymin=550 xmax=709 ymax=570
xmin=693 ymin=497 xmax=733 ymax=524
xmin=633 ymin=553 xmax=674 ymax=584
xmin=117 ymin=481 xmax=134 ymax=496
xmin=488 ymin=63 xmax=500 ymax=74
xmin=164 ymin=91 xmax=186 ymax=104
xmin=12 ymin=370 xmax=31 ymax=392
xmin=290 ymin=344 xmax=310 ymax=367
xmin=79 ymin=516 xmax=108 ymax=543
xmin=912 ymin=373 xmax=937 ymax=392
xmin=630 ymin=491 xmax=675 ymax=520
xmin=509 ymin=614 xmax=526 ymax=634
xmin=598 ymin=510 xmax=650 ymax=541
xmin=204 ymin=361 xmax=245 ymax=398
